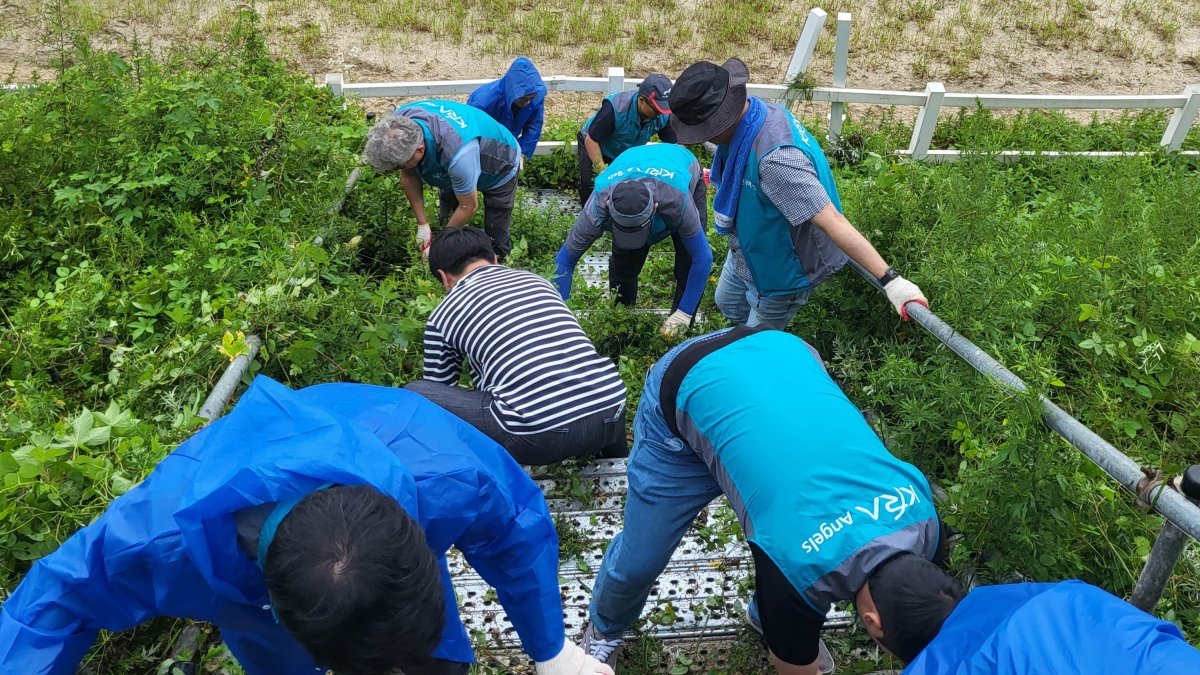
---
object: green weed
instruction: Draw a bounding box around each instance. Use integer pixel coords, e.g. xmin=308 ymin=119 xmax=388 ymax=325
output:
xmin=3 ymin=10 xmax=1200 ymax=675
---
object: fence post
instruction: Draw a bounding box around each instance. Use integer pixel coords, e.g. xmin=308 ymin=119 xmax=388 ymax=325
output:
xmin=828 ymin=12 xmax=852 ymax=140
xmin=1160 ymin=84 xmax=1200 ymax=152
xmin=325 ymin=72 xmax=344 ymax=98
xmin=907 ymin=82 xmax=945 ymax=160
xmin=607 ymin=67 xmax=625 ymax=95
xmin=784 ymin=8 xmax=828 ymax=84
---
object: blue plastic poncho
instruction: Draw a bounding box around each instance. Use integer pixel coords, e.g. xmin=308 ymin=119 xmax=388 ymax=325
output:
xmin=0 ymin=376 xmax=565 ymax=674
xmin=467 ymin=56 xmax=547 ymax=158
xmin=904 ymin=580 xmax=1200 ymax=674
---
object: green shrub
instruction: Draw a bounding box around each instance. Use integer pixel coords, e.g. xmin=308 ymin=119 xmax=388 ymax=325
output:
xmin=2 ymin=12 xmax=1198 ymax=673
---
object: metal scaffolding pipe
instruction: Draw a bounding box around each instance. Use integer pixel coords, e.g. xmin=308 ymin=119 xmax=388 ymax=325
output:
xmin=329 ymin=166 xmax=363 ymax=215
xmin=847 ymin=261 xmax=1200 ymax=542
xmin=1130 ymin=522 xmax=1190 ymax=611
xmin=198 ymin=335 xmax=263 ymax=422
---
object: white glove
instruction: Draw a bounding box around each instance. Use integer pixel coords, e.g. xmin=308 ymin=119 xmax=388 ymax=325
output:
xmin=534 ymin=641 xmax=614 ymax=675
xmin=416 ymin=223 xmax=432 ymax=261
xmin=883 ymin=275 xmax=928 ymax=320
xmin=660 ymin=310 xmax=693 ymax=338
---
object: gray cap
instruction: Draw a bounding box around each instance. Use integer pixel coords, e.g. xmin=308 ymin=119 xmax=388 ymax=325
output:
xmin=363 ymin=115 xmax=423 ymax=173
xmin=609 ymin=181 xmax=654 ymax=250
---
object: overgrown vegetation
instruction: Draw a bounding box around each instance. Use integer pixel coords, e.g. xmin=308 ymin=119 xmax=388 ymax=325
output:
xmin=2 ymin=13 xmax=1199 ymax=675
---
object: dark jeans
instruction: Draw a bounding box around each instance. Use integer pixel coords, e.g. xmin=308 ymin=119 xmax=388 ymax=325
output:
xmin=577 ymin=130 xmax=613 ymax=206
xmin=438 ymin=174 xmax=517 ymax=260
xmin=404 ymin=380 xmax=628 ymax=465
xmin=610 ymin=230 xmax=691 ymax=312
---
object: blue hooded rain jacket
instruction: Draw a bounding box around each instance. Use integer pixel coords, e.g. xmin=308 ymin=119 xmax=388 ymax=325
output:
xmin=0 ymin=376 xmax=565 ymax=674
xmin=468 ymin=56 xmax=547 ymax=158
xmin=904 ymin=581 xmax=1200 ymax=674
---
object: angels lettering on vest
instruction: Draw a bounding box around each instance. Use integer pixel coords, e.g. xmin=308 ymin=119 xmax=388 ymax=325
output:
xmin=800 ymin=484 xmax=922 ymax=556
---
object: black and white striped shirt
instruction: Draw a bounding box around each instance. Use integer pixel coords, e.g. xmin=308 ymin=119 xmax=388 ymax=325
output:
xmin=422 ymin=265 xmax=627 ymax=434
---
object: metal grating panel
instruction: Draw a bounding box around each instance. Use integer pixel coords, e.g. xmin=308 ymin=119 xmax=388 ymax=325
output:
xmin=520 ymin=189 xmax=580 ymax=216
xmin=579 ymin=254 xmax=610 ymax=289
xmin=453 ymin=457 xmax=853 ymax=654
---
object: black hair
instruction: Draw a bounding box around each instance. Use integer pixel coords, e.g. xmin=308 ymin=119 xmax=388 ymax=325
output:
xmin=263 ymin=484 xmax=445 ymax=675
xmin=867 ymin=553 xmax=965 ymax=663
xmin=427 ymin=226 xmax=496 ymax=279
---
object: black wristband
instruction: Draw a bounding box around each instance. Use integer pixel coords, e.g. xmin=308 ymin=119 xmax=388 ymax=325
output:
xmin=878 ymin=267 xmax=900 ymax=287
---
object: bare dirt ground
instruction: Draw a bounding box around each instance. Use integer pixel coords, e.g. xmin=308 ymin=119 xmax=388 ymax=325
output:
xmin=3 ymin=0 xmax=1199 ymax=121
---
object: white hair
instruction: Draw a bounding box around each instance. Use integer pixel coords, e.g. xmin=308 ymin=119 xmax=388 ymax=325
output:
xmin=363 ymin=115 xmax=423 ymax=173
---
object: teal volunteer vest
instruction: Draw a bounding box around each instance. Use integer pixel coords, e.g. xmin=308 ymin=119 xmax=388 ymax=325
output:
xmin=737 ymin=102 xmax=847 ymax=296
xmin=592 ymin=144 xmax=698 ymax=245
xmin=583 ymin=90 xmax=670 ymax=160
xmin=668 ymin=329 xmax=939 ymax=611
xmin=397 ymin=99 xmax=520 ymax=191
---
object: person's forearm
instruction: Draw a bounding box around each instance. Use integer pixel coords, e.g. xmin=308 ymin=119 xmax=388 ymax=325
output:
xmin=677 ymin=233 xmax=713 ymax=316
xmin=446 ymin=203 xmax=477 ymax=228
xmin=583 ymin=135 xmax=605 ymax=167
xmin=553 ymin=245 xmax=582 ymax=300
xmin=400 ymin=169 xmax=430 ymax=225
xmin=446 ymin=191 xmax=479 ymax=228
xmin=812 ymin=206 xmax=889 ymax=278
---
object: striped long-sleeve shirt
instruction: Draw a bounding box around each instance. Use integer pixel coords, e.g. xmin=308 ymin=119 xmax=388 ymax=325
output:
xmin=422 ymin=264 xmax=627 ymax=434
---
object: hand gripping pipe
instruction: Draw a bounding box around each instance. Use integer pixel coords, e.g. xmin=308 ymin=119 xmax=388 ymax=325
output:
xmin=847 ymin=261 xmax=1200 ymax=540
xmin=847 ymin=261 xmax=1199 ymax=613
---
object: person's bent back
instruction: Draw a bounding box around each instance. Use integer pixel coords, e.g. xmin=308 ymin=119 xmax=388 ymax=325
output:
xmin=903 ymin=580 xmax=1200 ymax=674
xmin=0 ymin=376 xmax=614 ymax=675
xmin=467 ymin=56 xmax=547 ymax=159
xmin=406 ymin=226 xmax=628 ymax=464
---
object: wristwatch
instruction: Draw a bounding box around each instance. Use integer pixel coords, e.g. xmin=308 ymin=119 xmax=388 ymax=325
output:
xmin=877 ymin=267 xmax=900 ymax=287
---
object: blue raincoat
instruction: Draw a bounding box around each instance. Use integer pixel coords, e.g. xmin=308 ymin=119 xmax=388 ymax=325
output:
xmin=904 ymin=581 xmax=1200 ymax=674
xmin=468 ymin=56 xmax=547 ymax=158
xmin=0 ymin=377 xmax=565 ymax=674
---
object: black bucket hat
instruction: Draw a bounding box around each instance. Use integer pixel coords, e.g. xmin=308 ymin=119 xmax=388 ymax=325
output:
xmin=609 ymin=180 xmax=655 ymax=250
xmin=668 ymin=57 xmax=750 ymax=144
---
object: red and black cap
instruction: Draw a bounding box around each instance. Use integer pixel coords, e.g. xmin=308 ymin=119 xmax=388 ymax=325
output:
xmin=638 ymin=73 xmax=673 ymax=115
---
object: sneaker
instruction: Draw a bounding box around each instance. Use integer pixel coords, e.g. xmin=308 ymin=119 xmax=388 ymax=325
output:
xmin=745 ymin=600 xmax=836 ymax=674
xmin=746 ymin=598 xmax=763 ymax=633
xmin=579 ymin=622 xmax=623 ymax=672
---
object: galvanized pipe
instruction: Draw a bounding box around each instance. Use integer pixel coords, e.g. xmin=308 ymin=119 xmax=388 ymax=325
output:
xmin=847 ymin=261 xmax=1200 ymax=542
xmin=329 ymin=166 xmax=363 ymax=215
xmin=198 ymin=335 xmax=263 ymax=422
xmin=1130 ymin=522 xmax=1190 ymax=611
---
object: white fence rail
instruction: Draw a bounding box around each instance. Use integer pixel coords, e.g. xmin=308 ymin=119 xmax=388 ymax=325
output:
xmin=326 ymin=7 xmax=1200 ymax=162
xmin=328 ymin=68 xmax=1200 ymax=160
xmin=4 ymin=5 xmax=1197 ymax=160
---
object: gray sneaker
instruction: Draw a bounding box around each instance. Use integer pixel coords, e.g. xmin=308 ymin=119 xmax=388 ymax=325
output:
xmin=745 ymin=601 xmax=836 ymax=674
xmin=579 ymin=622 xmax=623 ymax=672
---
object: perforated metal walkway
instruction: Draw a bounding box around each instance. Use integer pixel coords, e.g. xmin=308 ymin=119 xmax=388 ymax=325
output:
xmin=452 ymin=458 xmax=853 ymax=653
xmin=457 ymin=189 xmax=840 ymax=660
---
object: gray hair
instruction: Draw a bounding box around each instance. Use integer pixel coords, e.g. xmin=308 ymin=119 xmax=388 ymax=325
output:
xmin=363 ymin=115 xmax=423 ymax=173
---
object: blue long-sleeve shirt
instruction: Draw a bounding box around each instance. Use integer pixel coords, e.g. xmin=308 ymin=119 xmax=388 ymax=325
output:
xmin=467 ymin=56 xmax=547 ymax=159
xmin=0 ymin=376 xmax=565 ymax=673
xmin=905 ymin=581 xmax=1200 ymax=674
xmin=553 ymin=145 xmax=713 ymax=315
